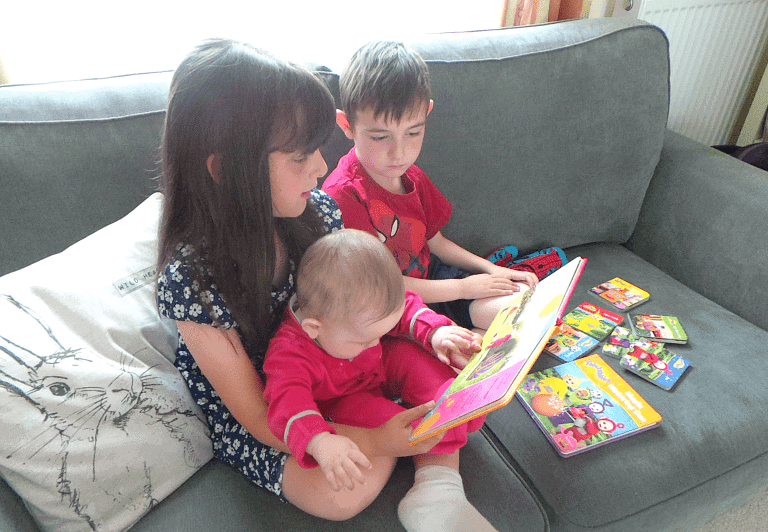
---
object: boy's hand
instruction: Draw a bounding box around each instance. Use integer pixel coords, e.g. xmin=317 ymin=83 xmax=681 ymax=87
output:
xmin=306 ymin=432 xmax=372 ymax=491
xmin=487 ymin=263 xmax=538 ymax=289
xmin=459 ymin=273 xmax=523 ymax=300
xmin=430 ymin=326 xmax=482 ymax=369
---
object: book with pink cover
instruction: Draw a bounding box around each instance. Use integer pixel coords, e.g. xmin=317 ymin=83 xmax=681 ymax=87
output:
xmin=409 ymin=256 xmax=587 ymax=444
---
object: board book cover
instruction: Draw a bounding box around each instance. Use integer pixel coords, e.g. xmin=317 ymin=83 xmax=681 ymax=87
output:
xmin=601 ymin=326 xmax=664 ymax=359
xmin=409 ymin=257 xmax=587 ymax=444
xmin=619 ymin=346 xmax=690 ymax=390
xmin=516 ymin=354 xmax=662 ymax=456
xmin=562 ymin=301 xmax=624 ymax=341
xmin=543 ymin=323 xmax=599 ymax=362
xmin=629 ymin=314 xmax=689 ymax=344
xmin=590 ymin=277 xmax=650 ymax=311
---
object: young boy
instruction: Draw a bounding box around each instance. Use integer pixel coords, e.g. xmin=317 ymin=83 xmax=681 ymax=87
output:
xmin=263 ymin=229 xmax=497 ymax=532
xmin=322 ymin=41 xmax=558 ymax=332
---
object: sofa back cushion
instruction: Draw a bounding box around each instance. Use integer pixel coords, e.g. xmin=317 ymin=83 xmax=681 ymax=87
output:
xmin=413 ymin=20 xmax=669 ymax=253
xmin=0 ymin=72 xmax=171 ymax=276
xmin=357 ymin=19 xmax=669 ymax=256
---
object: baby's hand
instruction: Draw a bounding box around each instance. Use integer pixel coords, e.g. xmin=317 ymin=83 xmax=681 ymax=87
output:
xmin=306 ymin=432 xmax=372 ymax=491
xmin=430 ymin=326 xmax=482 ymax=369
xmin=488 ymin=264 xmax=539 ymax=289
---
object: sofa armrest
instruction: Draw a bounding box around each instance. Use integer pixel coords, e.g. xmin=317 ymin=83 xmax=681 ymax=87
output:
xmin=627 ymin=129 xmax=768 ymax=331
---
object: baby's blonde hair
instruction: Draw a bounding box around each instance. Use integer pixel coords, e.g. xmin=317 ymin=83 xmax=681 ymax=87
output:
xmin=297 ymin=229 xmax=405 ymax=324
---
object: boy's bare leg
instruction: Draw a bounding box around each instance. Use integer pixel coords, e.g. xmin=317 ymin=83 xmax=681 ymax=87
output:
xmin=468 ymin=293 xmax=520 ymax=331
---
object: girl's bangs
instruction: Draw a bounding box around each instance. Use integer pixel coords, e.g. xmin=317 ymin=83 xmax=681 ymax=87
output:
xmin=271 ymin=73 xmax=335 ymax=154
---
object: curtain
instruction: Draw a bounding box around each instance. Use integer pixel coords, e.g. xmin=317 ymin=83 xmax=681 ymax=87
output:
xmin=501 ymin=0 xmax=636 ymax=26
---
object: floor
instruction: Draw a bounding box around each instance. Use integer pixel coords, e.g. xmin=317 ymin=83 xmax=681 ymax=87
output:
xmin=691 ymin=488 xmax=768 ymax=531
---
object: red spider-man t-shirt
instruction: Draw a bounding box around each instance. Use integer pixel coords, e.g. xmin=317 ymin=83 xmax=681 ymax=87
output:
xmin=322 ymin=148 xmax=452 ymax=279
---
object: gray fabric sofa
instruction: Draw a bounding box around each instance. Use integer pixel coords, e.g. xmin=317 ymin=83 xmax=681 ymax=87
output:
xmin=2 ymin=17 xmax=768 ymax=532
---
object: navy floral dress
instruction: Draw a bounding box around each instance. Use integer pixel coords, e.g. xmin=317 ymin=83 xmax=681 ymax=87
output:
xmin=157 ymin=190 xmax=343 ymax=498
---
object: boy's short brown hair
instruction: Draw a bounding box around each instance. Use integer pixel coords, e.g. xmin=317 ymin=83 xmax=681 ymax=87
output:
xmin=340 ymin=41 xmax=431 ymax=127
xmin=296 ymin=229 xmax=406 ymax=324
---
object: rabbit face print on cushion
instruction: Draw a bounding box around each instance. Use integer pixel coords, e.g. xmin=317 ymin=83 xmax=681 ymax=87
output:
xmin=0 ymin=194 xmax=212 ymax=532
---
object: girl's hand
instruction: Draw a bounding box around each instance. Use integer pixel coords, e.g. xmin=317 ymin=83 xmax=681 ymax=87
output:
xmin=487 ymin=263 xmax=539 ymax=289
xmin=459 ymin=273 xmax=522 ymax=300
xmin=430 ymin=326 xmax=482 ymax=369
xmin=306 ymin=432 xmax=372 ymax=491
xmin=370 ymin=402 xmax=444 ymax=457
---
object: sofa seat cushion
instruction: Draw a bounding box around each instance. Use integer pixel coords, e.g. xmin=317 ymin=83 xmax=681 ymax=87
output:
xmin=485 ymin=242 xmax=768 ymax=532
xmin=0 ymin=194 xmax=212 ymax=532
xmin=130 ymin=430 xmax=548 ymax=532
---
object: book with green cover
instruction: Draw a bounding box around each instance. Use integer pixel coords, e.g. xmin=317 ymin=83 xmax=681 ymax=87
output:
xmin=561 ymin=301 xmax=624 ymax=341
xmin=629 ymin=314 xmax=689 ymax=344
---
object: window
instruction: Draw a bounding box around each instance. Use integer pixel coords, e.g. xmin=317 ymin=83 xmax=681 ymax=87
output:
xmin=0 ymin=1 xmax=502 ymax=84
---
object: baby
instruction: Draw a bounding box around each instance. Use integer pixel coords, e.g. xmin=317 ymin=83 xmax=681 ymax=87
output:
xmin=263 ymin=228 xmax=496 ymax=531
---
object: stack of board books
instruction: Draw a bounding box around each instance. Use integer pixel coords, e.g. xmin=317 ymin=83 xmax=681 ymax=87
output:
xmin=526 ymin=275 xmax=692 ymax=456
xmin=603 ymin=326 xmax=690 ymax=390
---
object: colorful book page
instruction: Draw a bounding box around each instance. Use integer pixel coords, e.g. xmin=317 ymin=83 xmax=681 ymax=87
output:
xmin=601 ymin=326 xmax=664 ymax=359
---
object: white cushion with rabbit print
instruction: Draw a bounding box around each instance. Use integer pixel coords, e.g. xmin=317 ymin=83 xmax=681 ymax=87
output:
xmin=0 ymin=193 xmax=212 ymax=532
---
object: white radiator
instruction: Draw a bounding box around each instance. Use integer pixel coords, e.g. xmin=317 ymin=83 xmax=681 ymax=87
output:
xmin=638 ymin=0 xmax=768 ymax=145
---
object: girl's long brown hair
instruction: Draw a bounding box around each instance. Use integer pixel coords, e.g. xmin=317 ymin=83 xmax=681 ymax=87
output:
xmin=158 ymin=39 xmax=335 ymax=361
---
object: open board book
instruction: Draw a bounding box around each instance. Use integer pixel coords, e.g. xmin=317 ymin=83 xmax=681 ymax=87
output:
xmin=409 ymin=256 xmax=587 ymax=444
xmin=516 ymin=354 xmax=662 ymax=456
